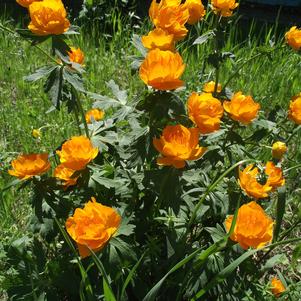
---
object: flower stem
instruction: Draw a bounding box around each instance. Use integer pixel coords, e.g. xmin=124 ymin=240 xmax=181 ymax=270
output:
xmin=72 ymin=87 xmax=89 ymax=138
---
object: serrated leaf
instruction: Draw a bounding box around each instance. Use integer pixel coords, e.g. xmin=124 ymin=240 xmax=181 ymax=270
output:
xmin=63 ymin=68 xmax=85 ymax=92
xmin=132 ymin=34 xmax=147 ymax=57
xmin=106 ymin=80 xmax=127 ymax=105
xmin=292 ymin=243 xmax=301 ymax=268
xmin=193 ymin=31 xmax=214 ymax=45
xmin=24 ymin=65 xmax=57 ymax=82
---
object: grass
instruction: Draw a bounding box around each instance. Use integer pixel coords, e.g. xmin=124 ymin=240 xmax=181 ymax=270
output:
xmin=0 ymin=11 xmax=301 ymax=298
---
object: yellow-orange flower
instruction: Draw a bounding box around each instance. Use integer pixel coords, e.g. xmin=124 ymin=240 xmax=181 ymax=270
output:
xmin=265 ymin=161 xmax=285 ymax=189
xmin=271 ymin=277 xmax=286 ymax=297
xmin=32 ymin=129 xmax=41 ymax=139
xmin=66 ymin=197 xmax=121 ymax=258
xmin=239 ymin=164 xmax=272 ymax=199
xmin=203 ymin=81 xmax=222 ymax=93
xmin=149 ymin=0 xmax=189 ymax=41
xmin=272 ymin=141 xmax=287 ymax=160
xmin=28 ymin=0 xmax=70 ymax=36
xmin=56 ymin=136 xmax=98 ymax=171
xmin=54 ymin=164 xmax=78 ymax=188
xmin=288 ymin=93 xmax=301 ymax=124
xmin=223 ymin=92 xmax=260 ymax=124
xmin=184 ymin=0 xmax=206 ymax=25
xmin=225 ymin=201 xmax=273 ymax=249
xmin=85 ymin=108 xmax=105 ymax=124
xmin=187 ymin=92 xmax=224 ymax=134
xmin=211 ymin=0 xmax=238 ymax=17
xmin=8 ymin=153 xmax=50 ymax=180
xmin=68 ymin=47 xmax=85 ymax=65
xmin=142 ymin=28 xmax=175 ymax=51
xmin=139 ymin=48 xmax=185 ymax=91
xmin=153 ymin=124 xmax=207 ymax=168
xmin=285 ymin=26 xmax=301 ymax=51
xmin=16 ymin=0 xmax=41 ymax=8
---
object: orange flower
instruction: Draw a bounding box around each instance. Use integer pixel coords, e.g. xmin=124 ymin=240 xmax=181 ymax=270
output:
xmin=271 ymin=277 xmax=285 ymax=297
xmin=288 ymin=93 xmax=301 ymax=124
xmin=223 ymin=92 xmax=260 ymax=124
xmin=153 ymin=124 xmax=207 ymax=168
xmin=265 ymin=161 xmax=285 ymax=189
xmin=54 ymin=164 xmax=78 ymax=188
xmin=211 ymin=0 xmax=238 ymax=17
xmin=239 ymin=164 xmax=272 ymax=199
xmin=68 ymin=47 xmax=85 ymax=65
xmin=85 ymin=108 xmax=105 ymax=124
xmin=28 ymin=0 xmax=70 ymax=36
xmin=272 ymin=141 xmax=287 ymax=160
xmin=184 ymin=0 xmax=206 ymax=25
xmin=142 ymin=28 xmax=175 ymax=51
xmin=66 ymin=197 xmax=121 ymax=258
xmin=8 ymin=153 xmax=50 ymax=180
xmin=139 ymin=48 xmax=185 ymax=91
xmin=203 ymin=81 xmax=222 ymax=93
xmin=187 ymin=92 xmax=224 ymax=134
xmin=225 ymin=201 xmax=273 ymax=249
xmin=56 ymin=136 xmax=98 ymax=171
xmin=285 ymin=26 xmax=301 ymax=51
xmin=149 ymin=0 xmax=189 ymax=41
xmin=16 ymin=0 xmax=41 ymax=8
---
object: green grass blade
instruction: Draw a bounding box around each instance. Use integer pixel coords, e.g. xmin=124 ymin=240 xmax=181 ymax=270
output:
xmin=120 ymin=251 xmax=146 ymax=300
xmin=88 ymin=247 xmax=117 ymax=301
xmin=273 ymin=186 xmax=286 ymax=242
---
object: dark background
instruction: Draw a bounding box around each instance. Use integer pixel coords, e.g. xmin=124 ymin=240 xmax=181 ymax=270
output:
xmin=0 ymin=0 xmax=300 ymax=26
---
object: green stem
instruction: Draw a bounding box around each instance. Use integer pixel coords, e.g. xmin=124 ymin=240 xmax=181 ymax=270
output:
xmin=186 ymin=159 xmax=253 ymax=236
xmin=72 ymin=87 xmax=90 ymax=138
xmin=73 ymin=105 xmax=82 ymax=136
xmin=0 ymin=23 xmax=59 ymax=65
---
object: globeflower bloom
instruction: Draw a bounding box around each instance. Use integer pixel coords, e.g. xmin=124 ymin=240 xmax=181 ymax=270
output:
xmin=142 ymin=28 xmax=175 ymax=51
xmin=8 ymin=153 xmax=50 ymax=180
xmin=272 ymin=141 xmax=287 ymax=160
xmin=187 ymin=92 xmax=224 ymax=134
xmin=285 ymin=26 xmax=301 ymax=51
xmin=211 ymin=0 xmax=238 ymax=17
xmin=139 ymin=48 xmax=185 ymax=91
xmin=271 ymin=277 xmax=286 ymax=297
xmin=28 ymin=0 xmax=70 ymax=36
xmin=288 ymin=93 xmax=301 ymax=124
xmin=66 ymin=197 xmax=121 ymax=258
xmin=56 ymin=136 xmax=98 ymax=171
xmin=85 ymin=108 xmax=105 ymax=124
xmin=16 ymin=0 xmax=41 ymax=8
xmin=203 ymin=81 xmax=222 ymax=93
xmin=239 ymin=164 xmax=272 ymax=199
xmin=265 ymin=161 xmax=285 ymax=190
xmin=223 ymin=92 xmax=260 ymax=124
xmin=68 ymin=47 xmax=85 ymax=65
xmin=153 ymin=124 xmax=207 ymax=168
xmin=149 ymin=0 xmax=189 ymax=41
xmin=54 ymin=164 xmax=78 ymax=188
xmin=184 ymin=0 xmax=206 ymax=25
xmin=32 ymin=129 xmax=41 ymax=139
xmin=225 ymin=201 xmax=273 ymax=249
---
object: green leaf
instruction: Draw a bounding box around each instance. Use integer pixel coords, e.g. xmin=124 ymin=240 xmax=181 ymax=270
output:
xmin=24 ymin=65 xmax=57 ymax=82
xmin=106 ymin=80 xmax=127 ymax=105
xmin=88 ymin=248 xmax=117 ymax=301
xmin=44 ymin=66 xmax=64 ymax=110
xmin=273 ymin=186 xmax=286 ymax=242
xmin=120 ymin=252 xmax=146 ymax=300
xmin=63 ymin=68 xmax=85 ymax=92
xmin=292 ymin=243 xmax=301 ymax=269
xmin=193 ymin=30 xmax=214 ymax=45
xmin=132 ymin=34 xmax=147 ymax=57
xmin=142 ymin=248 xmax=202 ymax=301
